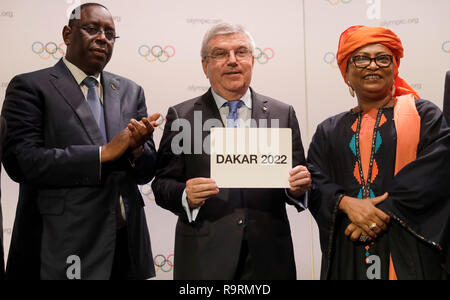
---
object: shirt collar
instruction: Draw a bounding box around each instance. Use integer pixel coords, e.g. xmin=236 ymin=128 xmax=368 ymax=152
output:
xmin=211 ymin=88 xmax=252 ymax=110
xmin=62 ymin=57 xmax=101 ymax=86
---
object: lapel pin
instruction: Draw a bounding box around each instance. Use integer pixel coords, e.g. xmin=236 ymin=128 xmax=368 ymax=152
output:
xmin=263 ymin=106 xmax=267 ymax=112
xmin=111 ymin=79 xmax=119 ymax=90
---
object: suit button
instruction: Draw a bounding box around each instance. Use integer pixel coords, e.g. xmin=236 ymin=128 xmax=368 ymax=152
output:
xmin=237 ymin=219 xmax=244 ymax=225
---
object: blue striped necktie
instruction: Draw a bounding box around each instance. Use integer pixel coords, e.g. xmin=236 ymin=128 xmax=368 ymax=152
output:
xmin=225 ymin=100 xmax=244 ymax=128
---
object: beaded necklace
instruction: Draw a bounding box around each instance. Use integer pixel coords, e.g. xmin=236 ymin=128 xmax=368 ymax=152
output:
xmin=355 ymin=108 xmax=384 ymax=199
xmin=355 ymin=108 xmax=384 ymax=265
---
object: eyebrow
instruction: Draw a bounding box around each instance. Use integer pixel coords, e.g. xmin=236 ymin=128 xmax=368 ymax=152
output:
xmin=211 ymin=45 xmax=249 ymax=51
xmin=354 ymin=51 xmax=390 ymax=56
xmin=81 ymin=21 xmax=115 ymax=30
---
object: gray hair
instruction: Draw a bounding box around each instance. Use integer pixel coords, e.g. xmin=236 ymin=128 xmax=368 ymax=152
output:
xmin=200 ymin=23 xmax=256 ymax=60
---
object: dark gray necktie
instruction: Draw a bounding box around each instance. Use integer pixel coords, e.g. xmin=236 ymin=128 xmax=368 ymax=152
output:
xmin=82 ymin=77 xmax=107 ymax=140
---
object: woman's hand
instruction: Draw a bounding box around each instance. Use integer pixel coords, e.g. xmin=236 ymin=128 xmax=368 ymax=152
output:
xmin=339 ymin=193 xmax=391 ymax=239
xmin=344 ymin=223 xmax=372 ymax=242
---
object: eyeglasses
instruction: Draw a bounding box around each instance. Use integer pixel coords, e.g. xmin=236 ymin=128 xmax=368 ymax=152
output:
xmin=351 ymin=54 xmax=393 ymax=69
xmin=73 ymin=25 xmax=119 ymax=43
xmin=207 ymin=47 xmax=252 ymax=62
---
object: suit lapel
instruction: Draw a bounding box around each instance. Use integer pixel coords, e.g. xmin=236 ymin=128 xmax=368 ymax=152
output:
xmin=196 ymin=89 xmax=225 ymax=127
xmin=49 ymin=60 xmax=106 ymax=145
xmin=250 ymin=89 xmax=269 ymax=127
xmin=196 ymin=89 xmax=230 ymax=201
xmin=102 ymin=73 xmax=121 ymax=142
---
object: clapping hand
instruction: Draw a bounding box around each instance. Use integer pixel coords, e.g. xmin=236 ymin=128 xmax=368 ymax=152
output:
xmin=127 ymin=113 xmax=161 ymax=150
xmin=101 ymin=113 xmax=161 ymax=163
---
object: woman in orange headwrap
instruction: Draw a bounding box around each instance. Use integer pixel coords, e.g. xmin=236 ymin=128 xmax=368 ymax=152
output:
xmin=308 ymin=26 xmax=450 ymax=280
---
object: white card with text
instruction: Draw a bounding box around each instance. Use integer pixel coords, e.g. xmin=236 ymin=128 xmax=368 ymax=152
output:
xmin=210 ymin=128 xmax=292 ymax=188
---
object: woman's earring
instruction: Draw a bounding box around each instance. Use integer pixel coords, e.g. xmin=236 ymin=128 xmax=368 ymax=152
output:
xmin=391 ymin=84 xmax=396 ymax=97
xmin=348 ymin=81 xmax=355 ymax=97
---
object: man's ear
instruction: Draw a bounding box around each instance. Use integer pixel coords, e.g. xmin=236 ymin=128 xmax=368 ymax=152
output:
xmin=62 ymin=25 xmax=72 ymax=46
xmin=202 ymin=59 xmax=209 ymax=79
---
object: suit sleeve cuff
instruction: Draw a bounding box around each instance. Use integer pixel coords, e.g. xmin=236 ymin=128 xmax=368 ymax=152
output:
xmin=128 ymin=146 xmax=145 ymax=168
xmin=285 ymin=189 xmax=308 ymax=210
xmin=181 ymin=189 xmax=201 ymax=223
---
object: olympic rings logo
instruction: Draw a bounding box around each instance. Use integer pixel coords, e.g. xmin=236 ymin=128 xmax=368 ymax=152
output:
xmin=323 ymin=52 xmax=338 ymax=69
xmin=442 ymin=41 xmax=450 ymax=54
xmin=154 ymin=254 xmax=174 ymax=273
xmin=139 ymin=183 xmax=155 ymax=201
xmin=325 ymin=0 xmax=352 ymax=5
xmin=254 ymin=47 xmax=275 ymax=64
xmin=32 ymin=41 xmax=66 ymax=60
xmin=138 ymin=45 xmax=176 ymax=63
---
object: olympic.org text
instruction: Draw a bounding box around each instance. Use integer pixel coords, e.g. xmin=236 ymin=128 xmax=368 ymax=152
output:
xmin=0 ymin=11 xmax=13 ymax=18
xmin=187 ymin=85 xmax=209 ymax=93
xmin=380 ymin=17 xmax=420 ymax=27
xmin=186 ymin=18 xmax=222 ymax=25
xmin=410 ymin=83 xmax=422 ymax=91
xmin=179 ymin=284 xmax=270 ymax=297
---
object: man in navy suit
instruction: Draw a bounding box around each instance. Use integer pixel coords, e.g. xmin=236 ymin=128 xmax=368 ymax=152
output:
xmin=444 ymin=71 xmax=450 ymax=124
xmin=152 ymin=23 xmax=312 ymax=280
xmin=2 ymin=3 xmax=159 ymax=280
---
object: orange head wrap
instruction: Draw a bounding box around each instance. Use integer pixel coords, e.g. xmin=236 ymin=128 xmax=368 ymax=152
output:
xmin=336 ymin=25 xmax=419 ymax=99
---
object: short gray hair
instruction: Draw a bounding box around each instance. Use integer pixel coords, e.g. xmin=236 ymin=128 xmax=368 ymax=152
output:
xmin=201 ymin=23 xmax=256 ymax=60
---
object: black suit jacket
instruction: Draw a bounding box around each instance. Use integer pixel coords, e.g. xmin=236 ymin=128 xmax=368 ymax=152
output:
xmin=152 ymin=89 xmax=306 ymax=279
xmin=444 ymin=71 xmax=450 ymax=124
xmin=0 ymin=116 xmax=5 ymax=280
xmin=1 ymin=60 xmax=156 ymax=280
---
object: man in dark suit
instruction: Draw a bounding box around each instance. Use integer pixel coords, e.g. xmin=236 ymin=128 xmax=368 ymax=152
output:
xmin=152 ymin=23 xmax=311 ymax=280
xmin=0 ymin=116 xmax=5 ymax=280
xmin=1 ymin=3 xmax=159 ymax=280
xmin=444 ymin=71 xmax=450 ymax=124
